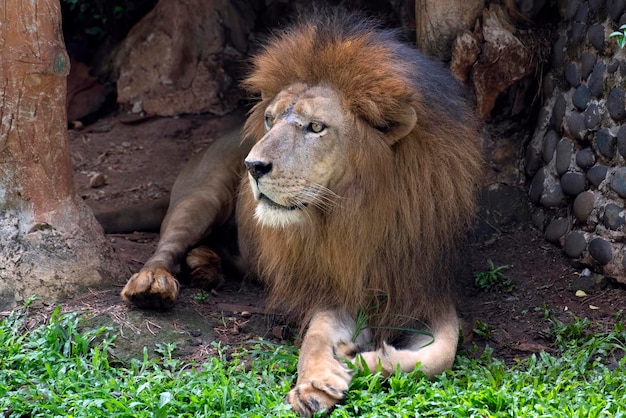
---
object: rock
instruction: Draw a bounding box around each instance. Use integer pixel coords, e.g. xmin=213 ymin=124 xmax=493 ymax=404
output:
xmin=588 ymin=24 xmax=606 ymax=51
xmin=564 ymin=231 xmax=587 ymax=258
xmin=565 ymin=62 xmax=580 ymax=87
xmin=588 ymin=238 xmax=613 ymax=265
xmin=556 ymin=138 xmax=573 ymax=175
xmin=595 ymin=128 xmax=616 ymax=158
xmin=587 ymin=165 xmax=608 ymax=187
xmin=583 ymin=103 xmax=601 ymax=129
xmin=551 ymin=94 xmax=566 ymax=129
xmin=542 ymin=130 xmax=560 ymax=163
xmin=608 ymin=58 xmax=620 ymax=73
xmin=572 ymin=84 xmax=591 ymax=110
xmin=450 ymin=31 xmax=480 ymax=83
xmin=540 ymin=182 xmax=565 ymax=208
xmin=529 ymin=168 xmax=545 ymax=203
xmin=607 ymin=0 xmax=626 ymax=21
xmin=562 ymin=0 xmax=581 ymax=19
xmin=588 ymin=62 xmax=605 ymax=97
xmin=551 ymin=36 xmax=567 ymax=68
xmin=603 ymin=203 xmax=625 ymax=230
xmin=560 ymin=172 xmax=587 ymax=196
xmin=573 ymin=191 xmax=595 ymax=221
xmin=531 ymin=208 xmax=546 ymax=229
xmin=575 ymin=148 xmax=595 ymax=168
xmin=570 ymin=268 xmax=608 ymax=292
xmin=565 ymin=112 xmax=587 ymax=141
xmin=610 ymin=168 xmax=626 ymax=198
xmin=618 ymin=125 xmax=626 ymax=158
xmin=580 ymin=52 xmax=596 ymax=80
xmin=525 ymin=145 xmax=542 ymax=177
xmin=89 ymin=173 xmax=107 ymax=188
xmin=608 ymin=88 xmax=626 ymax=122
xmin=570 ymin=22 xmax=586 ymax=44
xmin=545 ymin=218 xmax=570 ymax=243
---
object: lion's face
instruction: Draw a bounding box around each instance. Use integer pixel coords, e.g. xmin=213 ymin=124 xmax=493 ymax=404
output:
xmin=244 ymin=83 xmax=352 ymax=228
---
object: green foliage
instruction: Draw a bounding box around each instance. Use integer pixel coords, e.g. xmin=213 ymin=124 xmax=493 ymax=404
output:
xmin=1 ymin=307 xmax=625 ymax=417
xmin=610 ymin=24 xmax=626 ymax=48
xmin=193 ymin=290 xmax=210 ymax=303
xmin=474 ymin=259 xmax=513 ymax=292
xmin=474 ymin=319 xmax=493 ymax=339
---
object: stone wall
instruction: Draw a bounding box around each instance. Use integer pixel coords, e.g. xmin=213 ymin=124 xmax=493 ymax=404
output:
xmin=526 ymin=1 xmax=626 ymax=283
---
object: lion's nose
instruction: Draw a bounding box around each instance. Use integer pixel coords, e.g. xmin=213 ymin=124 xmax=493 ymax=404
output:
xmin=245 ymin=160 xmax=273 ymax=180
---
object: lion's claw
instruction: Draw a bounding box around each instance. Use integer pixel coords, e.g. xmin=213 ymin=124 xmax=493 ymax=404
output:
xmin=121 ymin=267 xmax=179 ymax=309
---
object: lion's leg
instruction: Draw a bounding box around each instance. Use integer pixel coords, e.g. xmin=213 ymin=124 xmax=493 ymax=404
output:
xmin=121 ymin=130 xmax=250 ymax=308
xmin=357 ymin=304 xmax=459 ymax=378
xmin=287 ymin=310 xmax=371 ymax=417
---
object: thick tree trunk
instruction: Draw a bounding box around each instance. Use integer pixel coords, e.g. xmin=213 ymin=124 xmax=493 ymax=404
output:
xmin=0 ymin=0 xmax=129 ymax=310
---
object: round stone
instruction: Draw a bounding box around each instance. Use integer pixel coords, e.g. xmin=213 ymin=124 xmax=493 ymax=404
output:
xmin=588 ymin=238 xmax=613 ymax=265
xmin=565 ymin=112 xmax=587 ymax=141
xmin=564 ymin=0 xmax=581 ymax=19
xmin=551 ymin=95 xmax=566 ymax=129
xmin=587 ymin=165 xmax=608 ymax=187
xmin=588 ymin=24 xmax=606 ymax=51
xmin=572 ymin=85 xmax=591 ymax=110
xmin=540 ymin=183 xmax=565 ymax=208
xmin=531 ymin=208 xmax=545 ymax=229
xmin=573 ymin=191 xmax=595 ymax=221
xmin=571 ymin=22 xmax=586 ymax=44
xmin=608 ymin=88 xmax=626 ymax=122
xmin=529 ymin=168 xmax=546 ymax=204
xmin=617 ymin=125 xmax=626 ymax=158
xmin=525 ymin=145 xmax=541 ymax=177
xmin=589 ymin=0 xmax=603 ymax=11
xmin=607 ymin=0 xmax=626 ymax=21
xmin=580 ymin=52 xmax=596 ymax=80
xmin=565 ymin=62 xmax=580 ymax=87
xmin=545 ymin=218 xmax=570 ymax=244
xmin=588 ymin=62 xmax=605 ymax=97
xmin=595 ymin=128 xmax=616 ymax=158
xmin=561 ymin=172 xmax=587 ymax=196
xmin=608 ymin=58 xmax=620 ymax=73
xmin=542 ymin=130 xmax=559 ymax=163
xmin=575 ymin=2 xmax=589 ymax=22
xmin=603 ymin=203 xmax=625 ymax=230
xmin=584 ymin=103 xmax=601 ymax=129
xmin=556 ymin=139 xmax=573 ymax=175
xmin=564 ymin=232 xmax=587 ymax=258
xmin=551 ymin=36 xmax=567 ymax=67
xmin=610 ymin=167 xmax=626 ymax=198
xmin=575 ymin=148 xmax=595 ymax=169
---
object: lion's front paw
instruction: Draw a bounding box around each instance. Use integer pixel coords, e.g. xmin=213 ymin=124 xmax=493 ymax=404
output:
xmin=120 ymin=268 xmax=180 ymax=309
xmin=287 ymin=357 xmax=353 ymax=416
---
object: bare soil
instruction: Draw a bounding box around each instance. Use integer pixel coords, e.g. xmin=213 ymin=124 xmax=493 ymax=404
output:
xmin=51 ymin=111 xmax=626 ymax=364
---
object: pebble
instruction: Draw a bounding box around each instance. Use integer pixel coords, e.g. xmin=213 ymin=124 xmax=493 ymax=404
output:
xmin=564 ymin=231 xmax=587 ymax=258
xmin=565 ymin=62 xmax=580 ymax=87
xmin=556 ymin=139 xmax=573 ymax=175
xmin=608 ymin=87 xmax=626 ymax=122
xmin=617 ymin=125 xmax=626 ymax=158
xmin=588 ymin=62 xmax=605 ymax=97
xmin=551 ymin=94 xmax=566 ymax=129
xmin=561 ymin=172 xmax=587 ymax=196
xmin=529 ymin=168 xmax=546 ymax=204
xmin=572 ymin=85 xmax=591 ymax=110
xmin=580 ymin=53 xmax=597 ymax=80
xmin=545 ymin=218 xmax=570 ymax=243
xmin=610 ymin=167 xmax=626 ymax=198
xmin=565 ymin=112 xmax=587 ymax=141
xmin=191 ymin=330 xmax=202 ymax=337
xmin=588 ymin=24 xmax=606 ymax=51
xmin=583 ymin=103 xmax=601 ymax=129
xmin=603 ymin=203 xmax=625 ymax=230
xmin=531 ymin=208 xmax=546 ymax=229
xmin=607 ymin=0 xmax=626 ymax=21
xmin=575 ymin=148 xmax=595 ymax=168
xmin=89 ymin=173 xmax=107 ymax=188
xmin=595 ymin=128 xmax=616 ymax=158
xmin=575 ymin=2 xmax=589 ymax=23
xmin=525 ymin=145 xmax=542 ymax=177
xmin=540 ymin=182 xmax=565 ymax=208
xmin=573 ymin=191 xmax=595 ymax=221
xmin=587 ymin=164 xmax=608 ymax=187
xmin=589 ymin=0 xmax=603 ymax=11
xmin=608 ymin=58 xmax=620 ymax=73
xmin=563 ymin=0 xmax=581 ymax=19
xmin=570 ymin=22 xmax=586 ymax=44
xmin=542 ymin=130 xmax=559 ymax=163
xmin=588 ymin=238 xmax=613 ymax=265
xmin=551 ymin=36 xmax=567 ymax=68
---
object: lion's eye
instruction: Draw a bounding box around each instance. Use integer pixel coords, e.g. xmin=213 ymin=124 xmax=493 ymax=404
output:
xmin=308 ymin=121 xmax=326 ymax=133
xmin=264 ymin=114 xmax=274 ymax=130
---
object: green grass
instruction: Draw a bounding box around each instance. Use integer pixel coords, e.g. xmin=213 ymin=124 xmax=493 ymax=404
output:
xmin=1 ymin=304 xmax=625 ymax=417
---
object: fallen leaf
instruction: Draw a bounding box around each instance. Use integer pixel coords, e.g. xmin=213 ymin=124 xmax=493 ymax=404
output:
xmin=575 ymin=290 xmax=587 ymax=297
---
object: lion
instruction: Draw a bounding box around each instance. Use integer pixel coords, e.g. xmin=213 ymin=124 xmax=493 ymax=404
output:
xmin=118 ymin=11 xmax=483 ymax=416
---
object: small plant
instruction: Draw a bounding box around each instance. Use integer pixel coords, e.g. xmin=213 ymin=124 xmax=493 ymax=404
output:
xmin=193 ymin=290 xmax=210 ymax=303
xmin=474 ymin=259 xmax=513 ymax=292
xmin=610 ymin=24 xmax=626 ymax=48
xmin=474 ymin=319 xmax=493 ymax=339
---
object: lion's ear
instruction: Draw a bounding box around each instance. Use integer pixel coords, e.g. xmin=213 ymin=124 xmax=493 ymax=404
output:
xmin=377 ymin=105 xmax=417 ymax=144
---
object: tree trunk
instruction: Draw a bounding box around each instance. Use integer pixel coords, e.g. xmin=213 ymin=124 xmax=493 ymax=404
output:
xmin=0 ymin=0 xmax=130 ymax=310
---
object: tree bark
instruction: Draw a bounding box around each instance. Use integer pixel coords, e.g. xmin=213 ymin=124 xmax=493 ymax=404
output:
xmin=0 ymin=0 xmax=129 ymax=310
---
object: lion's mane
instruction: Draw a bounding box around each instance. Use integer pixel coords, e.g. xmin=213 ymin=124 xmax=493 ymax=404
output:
xmin=238 ymin=12 xmax=483 ymax=341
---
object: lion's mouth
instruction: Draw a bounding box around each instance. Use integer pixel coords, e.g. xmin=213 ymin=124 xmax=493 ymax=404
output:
xmin=259 ymin=193 xmax=302 ymax=211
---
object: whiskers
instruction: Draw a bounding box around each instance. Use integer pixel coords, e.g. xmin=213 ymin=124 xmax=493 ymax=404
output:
xmin=297 ymin=182 xmax=343 ymax=213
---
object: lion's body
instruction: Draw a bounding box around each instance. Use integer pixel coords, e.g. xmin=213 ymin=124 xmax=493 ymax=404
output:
xmin=119 ymin=11 xmax=483 ymax=416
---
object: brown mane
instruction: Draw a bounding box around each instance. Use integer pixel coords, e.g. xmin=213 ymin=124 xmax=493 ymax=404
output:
xmin=238 ymin=12 xmax=483 ymax=341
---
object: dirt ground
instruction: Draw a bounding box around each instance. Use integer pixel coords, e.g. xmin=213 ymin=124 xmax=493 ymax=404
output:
xmin=56 ymin=111 xmax=626 ymax=365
